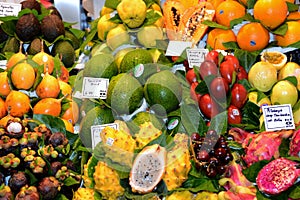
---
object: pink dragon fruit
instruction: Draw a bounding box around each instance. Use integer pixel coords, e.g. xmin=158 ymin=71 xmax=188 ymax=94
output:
xmin=229 ymin=128 xmax=293 ymax=166
xmin=289 ymin=129 xmax=300 ymax=157
xmin=256 ymin=157 xmax=300 ymax=195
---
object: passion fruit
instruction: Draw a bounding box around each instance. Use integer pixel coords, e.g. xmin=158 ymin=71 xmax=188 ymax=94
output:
xmin=260 ymin=51 xmax=287 ymax=71
xmin=5 ymin=91 xmax=31 ymax=117
xmin=11 ymin=62 xmax=36 ymax=90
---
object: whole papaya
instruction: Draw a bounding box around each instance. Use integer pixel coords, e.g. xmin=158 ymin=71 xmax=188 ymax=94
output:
xmin=117 ymin=0 xmax=147 ymax=28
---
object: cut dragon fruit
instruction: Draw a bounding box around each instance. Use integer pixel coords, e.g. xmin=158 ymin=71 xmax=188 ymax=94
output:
xmin=289 ymin=129 xmax=300 ymax=157
xmin=256 ymin=158 xmax=300 ymax=195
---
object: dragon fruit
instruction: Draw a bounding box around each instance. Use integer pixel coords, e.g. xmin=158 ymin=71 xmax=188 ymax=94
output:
xmin=100 ymin=126 xmax=135 ymax=167
xmin=93 ymin=161 xmax=124 ymax=199
xmin=194 ymin=191 xmax=218 ymax=200
xmin=163 ymin=133 xmax=191 ymax=191
xmin=129 ymin=144 xmax=166 ymax=194
xmin=134 ymin=122 xmax=162 ymax=149
xmin=289 ymin=129 xmax=300 ymax=157
xmin=256 ymin=157 xmax=300 ymax=195
xmin=73 ymin=188 xmax=95 ymax=200
xmin=166 ymin=190 xmax=194 ymax=200
xmin=229 ymin=128 xmax=293 ymax=166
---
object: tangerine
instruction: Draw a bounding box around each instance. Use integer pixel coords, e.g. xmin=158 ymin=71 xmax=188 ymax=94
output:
xmin=0 ymin=98 xmax=7 ymax=119
xmin=0 ymin=71 xmax=11 ymax=96
xmin=216 ymin=0 xmax=246 ymax=27
xmin=207 ymin=28 xmax=237 ymax=50
xmin=207 ymin=0 xmax=225 ymax=9
xmin=61 ymin=100 xmax=79 ymax=125
xmin=236 ymin=22 xmax=270 ymax=52
xmin=11 ymin=62 xmax=36 ymax=90
xmin=287 ymin=11 xmax=300 ymax=21
xmin=253 ymin=0 xmax=288 ymax=30
xmin=5 ymin=90 xmax=31 ymax=117
xmin=275 ymin=21 xmax=300 ymax=47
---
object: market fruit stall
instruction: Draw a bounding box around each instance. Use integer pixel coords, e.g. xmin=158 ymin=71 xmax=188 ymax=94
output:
xmin=0 ymin=0 xmax=300 ymax=199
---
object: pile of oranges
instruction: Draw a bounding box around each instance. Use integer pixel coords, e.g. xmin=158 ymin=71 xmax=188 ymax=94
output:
xmin=206 ymin=0 xmax=300 ymax=51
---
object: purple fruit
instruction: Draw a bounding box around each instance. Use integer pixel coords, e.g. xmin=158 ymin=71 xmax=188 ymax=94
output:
xmin=256 ymin=158 xmax=300 ymax=195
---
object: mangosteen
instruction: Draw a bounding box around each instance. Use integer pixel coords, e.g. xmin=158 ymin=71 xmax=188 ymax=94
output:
xmin=50 ymin=161 xmax=62 ymax=176
xmin=48 ymin=132 xmax=68 ymax=148
xmin=37 ymin=177 xmax=60 ymax=200
xmin=16 ymin=13 xmax=41 ymax=42
xmin=15 ymin=185 xmax=39 ymax=200
xmin=21 ymin=0 xmax=41 ymax=14
xmin=41 ymin=14 xmax=65 ymax=43
xmin=8 ymin=171 xmax=29 ymax=194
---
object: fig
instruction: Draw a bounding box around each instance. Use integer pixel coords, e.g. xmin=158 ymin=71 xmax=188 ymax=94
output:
xmin=35 ymin=72 xmax=60 ymax=99
xmin=51 ymin=40 xmax=75 ymax=67
xmin=0 ymin=25 xmax=8 ymax=44
xmin=27 ymin=38 xmax=50 ymax=55
xmin=15 ymin=13 xmax=41 ymax=42
xmin=41 ymin=14 xmax=65 ymax=43
xmin=47 ymin=6 xmax=62 ymax=19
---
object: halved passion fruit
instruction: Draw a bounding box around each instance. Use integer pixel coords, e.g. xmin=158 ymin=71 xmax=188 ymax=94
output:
xmin=260 ymin=51 xmax=287 ymax=71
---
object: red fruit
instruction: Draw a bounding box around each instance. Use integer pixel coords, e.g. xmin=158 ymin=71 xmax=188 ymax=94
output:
xmin=230 ymin=83 xmax=248 ymax=109
xmin=59 ymin=65 xmax=69 ymax=82
xmin=186 ymin=69 xmax=197 ymax=85
xmin=205 ymin=50 xmax=219 ymax=64
xmin=210 ymin=77 xmax=229 ymax=100
xmin=190 ymin=82 xmax=201 ymax=102
xmin=198 ymin=93 xmax=219 ymax=119
xmin=256 ymin=158 xmax=300 ymax=195
xmin=228 ymin=105 xmax=242 ymax=124
xmin=224 ymin=54 xmax=239 ymax=69
xmin=171 ymin=56 xmax=179 ymax=62
xmin=236 ymin=65 xmax=248 ymax=80
xmin=183 ymin=59 xmax=190 ymax=71
xmin=220 ymin=60 xmax=236 ymax=84
xmin=289 ymin=129 xmax=300 ymax=157
xmin=199 ymin=60 xmax=218 ymax=80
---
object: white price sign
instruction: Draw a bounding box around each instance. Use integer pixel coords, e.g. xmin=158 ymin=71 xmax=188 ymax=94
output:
xmin=165 ymin=40 xmax=193 ymax=56
xmin=262 ymin=104 xmax=295 ymax=131
xmin=82 ymin=77 xmax=109 ymax=99
xmin=186 ymin=48 xmax=209 ymax=68
xmin=0 ymin=2 xmax=21 ymax=17
xmin=91 ymin=123 xmax=119 ymax=149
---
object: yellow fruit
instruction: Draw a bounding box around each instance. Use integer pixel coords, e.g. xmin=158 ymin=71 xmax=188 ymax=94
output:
xmin=106 ymin=24 xmax=130 ymax=50
xmin=270 ymin=80 xmax=298 ymax=107
xmin=136 ymin=25 xmax=164 ymax=48
xmin=117 ymin=0 xmax=147 ymax=28
xmin=32 ymin=51 xmax=55 ymax=74
xmin=11 ymin=62 xmax=36 ymax=90
xmin=260 ymin=51 xmax=287 ymax=70
xmin=207 ymin=28 xmax=237 ymax=50
xmin=58 ymin=80 xmax=72 ymax=98
xmin=97 ymin=14 xmax=118 ymax=41
xmin=36 ymin=73 xmax=60 ymax=99
xmin=278 ymin=62 xmax=300 ymax=90
xmin=61 ymin=100 xmax=79 ymax=125
xmin=0 ymin=98 xmax=7 ymax=119
xmin=248 ymin=91 xmax=272 ymax=111
xmin=5 ymin=91 xmax=31 ymax=117
xmin=253 ymin=0 xmax=288 ymax=29
xmin=6 ymin=50 xmax=26 ymax=70
xmin=0 ymin=71 xmax=11 ymax=97
xmin=100 ymin=6 xmax=114 ymax=17
xmin=33 ymin=98 xmax=62 ymax=117
xmin=61 ymin=118 xmax=74 ymax=133
xmin=293 ymin=104 xmax=300 ymax=126
xmin=248 ymin=61 xmax=278 ymax=92
xmin=275 ymin=21 xmax=300 ymax=47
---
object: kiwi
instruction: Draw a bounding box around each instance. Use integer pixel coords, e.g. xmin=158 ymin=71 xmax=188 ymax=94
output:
xmin=15 ymin=13 xmax=41 ymax=42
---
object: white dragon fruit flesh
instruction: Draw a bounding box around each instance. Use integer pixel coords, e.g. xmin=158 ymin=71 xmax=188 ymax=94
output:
xmin=256 ymin=157 xmax=300 ymax=195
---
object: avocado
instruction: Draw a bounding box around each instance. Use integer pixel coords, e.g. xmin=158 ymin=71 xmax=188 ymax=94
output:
xmin=15 ymin=13 xmax=41 ymax=42
xmin=51 ymin=40 xmax=75 ymax=67
xmin=41 ymin=14 xmax=65 ymax=43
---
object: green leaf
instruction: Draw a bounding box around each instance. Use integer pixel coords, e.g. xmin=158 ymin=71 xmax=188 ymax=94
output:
xmin=182 ymin=175 xmax=219 ymax=193
xmin=33 ymin=114 xmax=66 ymax=134
xmin=55 ymin=193 xmax=69 ymax=200
xmin=63 ymin=176 xmax=80 ymax=186
xmin=246 ymin=0 xmax=257 ymax=9
xmin=272 ymin=23 xmax=288 ymax=36
xmin=256 ymin=190 xmax=272 ymax=200
xmin=242 ymin=159 xmax=270 ymax=182
xmin=143 ymin=10 xmax=162 ymax=26
xmin=195 ymin=80 xmax=209 ymax=95
xmin=287 ymin=1 xmax=299 ymax=12
xmin=223 ymin=41 xmax=239 ymax=50
xmin=202 ymin=20 xmax=229 ymax=30
xmin=234 ymin=49 xmax=260 ymax=72
xmin=283 ymin=76 xmax=298 ymax=87
xmin=289 ymin=40 xmax=300 ymax=48
xmin=1 ymin=21 xmax=16 ymax=36
xmin=181 ymin=103 xmax=203 ymax=136
xmin=289 ymin=185 xmax=300 ymax=199
xmin=209 ymin=111 xmax=228 ymax=134
xmin=279 ymin=138 xmax=291 ymax=157
xmin=25 ymin=169 xmax=38 ymax=185
xmin=105 ymin=0 xmax=121 ymax=9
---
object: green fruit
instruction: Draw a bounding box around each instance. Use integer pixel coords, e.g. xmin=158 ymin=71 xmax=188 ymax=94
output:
xmin=144 ymin=70 xmax=182 ymax=116
xmin=65 ymin=30 xmax=81 ymax=49
xmin=106 ymin=24 xmax=130 ymax=50
xmin=127 ymin=111 xmax=165 ymax=134
xmin=137 ymin=25 xmax=164 ymax=48
xmin=2 ymin=37 xmax=20 ymax=53
xmin=97 ymin=14 xmax=118 ymax=41
xmin=27 ymin=38 xmax=50 ymax=55
xmin=106 ymin=73 xmax=144 ymax=114
xmin=90 ymin=42 xmax=112 ymax=57
xmin=114 ymin=47 xmax=134 ymax=71
xmin=80 ymin=99 xmax=100 ymax=118
xmin=79 ymin=106 xmax=114 ymax=148
xmin=120 ymin=49 xmax=153 ymax=73
xmin=51 ymin=40 xmax=76 ymax=67
xmin=83 ymin=53 xmax=118 ymax=79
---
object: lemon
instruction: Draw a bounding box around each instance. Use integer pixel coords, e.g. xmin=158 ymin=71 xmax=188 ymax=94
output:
xmin=248 ymin=61 xmax=278 ymax=92
xmin=260 ymin=51 xmax=287 ymax=70
xmin=270 ymin=80 xmax=298 ymax=107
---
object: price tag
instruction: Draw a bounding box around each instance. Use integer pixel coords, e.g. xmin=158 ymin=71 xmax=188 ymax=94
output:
xmin=82 ymin=77 xmax=109 ymax=99
xmin=0 ymin=60 xmax=7 ymax=70
xmin=262 ymin=104 xmax=295 ymax=131
xmin=165 ymin=41 xmax=193 ymax=56
xmin=0 ymin=2 xmax=21 ymax=17
xmin=186 ymin=48 xmax=209 ymax=68
xmin=91 ymin=123 xmax=119 ymax=149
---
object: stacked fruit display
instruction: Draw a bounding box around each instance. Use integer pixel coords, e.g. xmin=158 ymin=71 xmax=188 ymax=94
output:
xmin=0 ymin=0 xmax=300 ymax=199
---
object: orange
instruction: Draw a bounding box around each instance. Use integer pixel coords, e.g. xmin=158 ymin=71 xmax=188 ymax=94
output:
xmin=61 ymin=100 xmax=79 ymax=125
xmin=207 ymin=0 xmax=225 ymax=9
xmin=236 ymin=22 xmax=270 ymax=52
xmin=5 ymin=91 xmax=31 ymax=117
xmin=275 ymin=21 xmax=300 ymax=47
xmin=287 ymin=11 xmax=300 ymax=21
xmin=216 ymin=0 xmax=246 ymax=27
xmin=11 ymin=62 xmax=36 ymax=90
xmin=0 ymin=71 xmax=11 ymax=97
xmin=253 ymin=0 xmax=288 ymax=30
xmin=285 ymin=0 xmax=295 ymax=3
xmin=0 ymin=98 xmax=6 ymax=119
xmin=207 ymin=28 xmax=237 ymax=50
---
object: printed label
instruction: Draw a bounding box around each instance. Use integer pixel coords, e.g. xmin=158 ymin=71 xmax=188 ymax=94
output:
xmin=186 ymin=48 xmax=209 ymax=68
xmin=134 ymin=64 xmax=144 ymax=78
xmin=0 ymin=2 xmax=21 ymax=17
xmin=262 ymin=104 xmax=295 ymax=131
xmin=165 ymin=41 xmax=193 ymax=56
xmin=82 ymin=77 xmax=109 ymax=99
xmin=167 ymin=118 xmax=179 ymax=130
